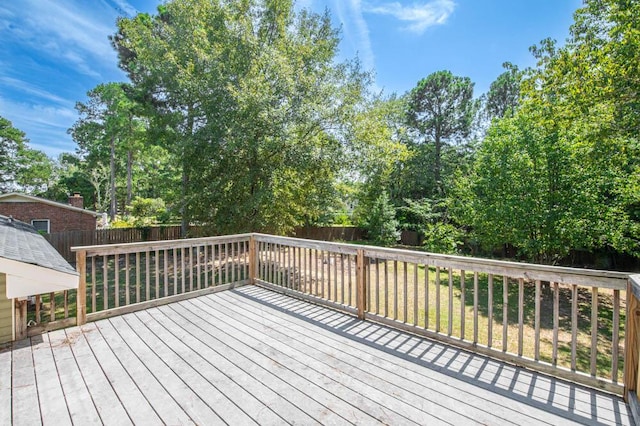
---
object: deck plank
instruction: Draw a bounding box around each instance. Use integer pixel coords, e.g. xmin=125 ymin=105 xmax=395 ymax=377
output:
xmin=67 ymin=328 xmax=152 ymax=424
xmin=194 ymin=294 xmax=473 ymax=425
xmin=0 ymin=346 xmax=12 ymax=426
xmin=214 ymin=290 xmax=544 ymax=425
xmin=133 ymin=308 xmax=308 ymax=425
xmin=82 ymin=322 xmax=192 ymax=425
xmin=162 ymin=302 xmax=360 ymax=425
xmin=146 ymin=305 xmax=321 ymax=423
xmin=7 ymin=286 xmax=633 ymax=426
xmin=11 ymin=338 xmax=41 ymax=426
xmin=234 ymin=286 xmax=632 ymax=426
xmin=115 ymin=312 xmax=263 ymax=425
xmin=29 ymin=334 xmax=71 ymax=426
xmin=98 ymin=317 xmax=224 ymax=425
xmin=47 ymin=329 xmax=101 ymax=425
xmin=184 ymin=297 xmax=445 ymax=425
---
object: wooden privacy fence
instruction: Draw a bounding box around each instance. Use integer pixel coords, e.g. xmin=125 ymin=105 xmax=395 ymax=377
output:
xmin=45 ymin=225 xmax=206 ymax=262
xmin=35 ymin=232 xmax=631 ymax=399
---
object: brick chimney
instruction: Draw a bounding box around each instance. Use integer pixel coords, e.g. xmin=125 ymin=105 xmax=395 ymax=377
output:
xmin=68 ymin=193 xmax=84 ymax=209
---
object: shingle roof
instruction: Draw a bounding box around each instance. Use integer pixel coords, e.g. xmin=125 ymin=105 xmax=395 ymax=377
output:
xmin=0 ymin=214 xmax=77 ymax=276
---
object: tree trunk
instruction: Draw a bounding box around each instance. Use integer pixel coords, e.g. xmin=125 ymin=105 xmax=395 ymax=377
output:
xmin=109 ymin=136 xmax=117 ymax=221
xmin=126 ymin=150 xmax=133 ymax=208
xmin=181 ymin=168 xmax=188 ymax=238
xmin=180 ymin=107 xmax=194 ymax=238
xmin=434 ymin=135 xmax=442 ymax=196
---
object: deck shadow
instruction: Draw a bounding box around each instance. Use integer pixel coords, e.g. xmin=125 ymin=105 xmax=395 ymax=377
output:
xmin=231 ymin=285 xmax=631 ymax=426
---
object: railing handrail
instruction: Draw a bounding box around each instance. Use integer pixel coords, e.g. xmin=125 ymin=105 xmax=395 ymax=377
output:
xmin=253 ymin=233 xmax=630 ymax=289
xmin=71 ymin=233 xmax=253 ymax=256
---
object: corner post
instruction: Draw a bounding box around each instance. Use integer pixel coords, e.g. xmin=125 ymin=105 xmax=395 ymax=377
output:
xmin=356 ymin=249 xmax=367 ymax=320
xmin=249 ymin=236 xmax=257 ymax=285
xmin=76 ymin=250 xmax=87 ymax=326
xmin=14 ymin=299 xmax=27 ymax=340
xmin=624 ymin=276 xmax=640 ymax=402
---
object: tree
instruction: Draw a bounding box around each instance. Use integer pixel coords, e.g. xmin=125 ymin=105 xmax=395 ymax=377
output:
xmin=406 ymin=71 xmax=479 ymax=196
xmin=363 ymin=191 xmax=399 ymax=246
xmin=112 ymin=0 xmax=368 ymax=235
xmin=347 ymin=96 xmax=410 ymax=223
xmin=0 ymin=116 xmax=28 ymax=191
xmin=70 ymin=83 xmax=144 ymax=220
xmin=484 ymin=62 xmax=522 ymax=121
xmin=15 ymin=148 xmax=55 ymax=195
xmin=0 ymin=116 xmax=54 ymax=194
xmin=458 ymin=112 xmax=590 ymax=263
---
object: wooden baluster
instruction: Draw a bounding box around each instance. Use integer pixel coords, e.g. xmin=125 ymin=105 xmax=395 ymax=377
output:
xmin=613 ymin=289 xmax=620 ymax=383
xmin=502 ymin=276 xmax=509 ymax=352
xmin=91 ymin=256 xmax=96 ymax=314
xmin=534 ymin=280 xmax=541 ymax=361
xmin=448 ymin=268 xmax=453 ymax=336
xmin=425 ymin=266 xmax=430 ymax=330
xmin=590 ymin=286 xmax=598 ymax=377
xmin=114 ymin=254 xmax=119 ymax=308
xmin=518 ymin=278 xmax=524 ymax=357
xmin=103 ymin=255 xmax=108 ymax=310
xmin=552 ymin=282 xmax=559 ymax=366
xmin=460 ymin=270 xmax=466 ymax=340
xmin=125 ymin=254 xmax=130 ymax=305
xmin=488 ymin=274 xmax=493 ymax=348
xmin=473 ymin=272 xmax=479 ymax=344
xmin=76 ymin=250 xmax=86 ymax=325
xmin=436 ymin=267 xmax=441 ymax=333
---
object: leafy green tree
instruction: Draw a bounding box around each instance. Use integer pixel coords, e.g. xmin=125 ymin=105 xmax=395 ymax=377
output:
xmin=364 ymin=191 xmax=399 ymax=246
xmin=112 ymin=0 xmax=368 ymax=235
xmin=128 ymin=197 xmax=169 ymax=226
xmin=15 ymin=148 xmax=55 ymax=195
xmin=405 ymin=70 xmax=479 ymax=196
xmin=0 ymin=116 xmax=55 ymax=194
xmin=458 ymin=112 xmax=591 ymax=263
xmin=0 ymin=116 xmax=28 ymax=191
xmin=70 ymin=82 xmax=150 ymax=219
xmin=484 ymin=62 xmax=522 ymax=120
xmin=348 ymin=96 xmax=409 ymax=224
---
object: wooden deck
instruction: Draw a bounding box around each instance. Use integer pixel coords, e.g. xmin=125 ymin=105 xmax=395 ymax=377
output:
xmin=1 ymin=285 xmax=632 ymax=425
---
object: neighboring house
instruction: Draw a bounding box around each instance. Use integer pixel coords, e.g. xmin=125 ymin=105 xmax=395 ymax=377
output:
xmin=0 ymin=215 xmax=78 ymax=344
xmin=0 ymin=192 xmax=104 ymax=233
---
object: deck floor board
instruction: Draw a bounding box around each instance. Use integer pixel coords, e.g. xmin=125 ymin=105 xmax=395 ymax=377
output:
xmin=4 ymin=285 xmax=634 ymax=425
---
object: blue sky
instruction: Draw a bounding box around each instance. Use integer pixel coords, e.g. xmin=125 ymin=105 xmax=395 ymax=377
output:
xmin=0 ymin=0 xmax=582 ymax=157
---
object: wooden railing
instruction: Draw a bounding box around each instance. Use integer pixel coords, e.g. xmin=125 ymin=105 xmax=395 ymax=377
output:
xmin=252 ymin=234 xmax=629 ymax=395
xmin=73 ymin=234 xmax=252 ymax=323
xmin=19 ymin=232 xmax=628 ymax=397
xmin=24 ymin=290 xmax=78 ymax=336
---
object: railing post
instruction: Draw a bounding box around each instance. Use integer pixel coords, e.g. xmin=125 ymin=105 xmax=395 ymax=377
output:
xmin=356 ymin=249 xmax=366 ymax=320
xmin=624 ymin=276 xmax=640 ymax=402
xmin=76 ymin=250 xmax=87 ymax=326
xmin=249 ymin=236 xmax=257 ymax=285
xmin=14 ymin=299 xmax=27 ymax=340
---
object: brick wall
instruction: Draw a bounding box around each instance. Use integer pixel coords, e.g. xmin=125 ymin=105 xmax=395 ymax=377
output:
xmin=0 ymin=202 xmax=97 ymax=233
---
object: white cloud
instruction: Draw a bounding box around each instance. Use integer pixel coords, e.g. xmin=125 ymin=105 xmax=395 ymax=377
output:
xmin=0 ymin=77 xmax=72 ymax=106
xmin=333 ymin=0 xmax=376 ymax=72
xmin=364 ymin=0 xmax=455 ymax=34
xmin=0 ymin=96 xmax=77 ymax=156
xmin=0 ymin=0 xmax=120 ymax=78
